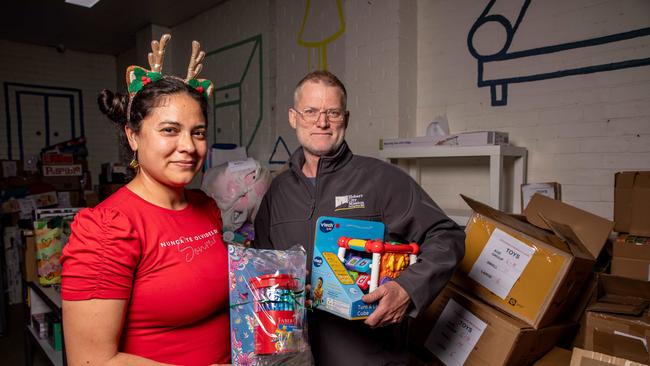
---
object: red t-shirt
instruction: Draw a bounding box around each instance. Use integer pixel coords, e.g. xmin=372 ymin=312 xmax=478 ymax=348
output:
xmin=61 ymin=187 xmax=230 ymax=365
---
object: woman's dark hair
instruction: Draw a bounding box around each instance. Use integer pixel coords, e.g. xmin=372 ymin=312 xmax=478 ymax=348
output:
xmin=97 ymin=77 xmax=208 ymax=166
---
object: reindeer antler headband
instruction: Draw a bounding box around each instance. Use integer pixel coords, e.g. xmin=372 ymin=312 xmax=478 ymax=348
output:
xmin=125 ymin=34 xmax=213 ymax=120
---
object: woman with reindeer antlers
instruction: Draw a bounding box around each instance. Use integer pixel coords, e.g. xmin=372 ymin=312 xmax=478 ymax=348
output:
xmin=61 ymin=35 xmax=231 ymax=366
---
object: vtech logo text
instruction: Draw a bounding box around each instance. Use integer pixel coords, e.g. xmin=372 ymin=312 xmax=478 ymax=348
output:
xmin=313 ymin=256 xmax=323 ymax=267
xmin=319 ymin=219 xmax=335 ymax=233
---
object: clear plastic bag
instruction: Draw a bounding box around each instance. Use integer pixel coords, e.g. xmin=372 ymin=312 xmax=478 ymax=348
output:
xmin=228 ymin=244 xmax=313 ymax=366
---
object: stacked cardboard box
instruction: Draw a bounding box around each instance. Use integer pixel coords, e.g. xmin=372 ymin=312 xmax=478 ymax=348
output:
xmin=575 ymin=274 xmax=650 ymax=364
xmin=612 ymin=171 xmax=650 ymax=282
xmin=411 ymin=193 xmax=614 ymax=365
xmin=570 ymin=348 xmax=647 ymax=366
xmin=611 ymin=235 xmax=650 ymax=281
xmin=614 ymin=171 xmax=650 ymax=236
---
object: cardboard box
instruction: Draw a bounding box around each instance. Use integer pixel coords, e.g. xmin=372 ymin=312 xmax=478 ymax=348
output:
xmin=84 ymin=191 xmax=100 ymax=208
xmin=615 ymin=171 xmax=650 ymax=236
xmin=453 ymin=194 xmax=611 ymax=328
xmin=570 ymin=347 xmax=647 ymax=366
xmin=581 ymin=274 xmax=650 ymax=364
xmin=23 ymin=232 xmax=38 ymax=283
xmin=611 ymin=234 xmax=650 ymax=281
xmin=611 ymin=257 xmax=650 ymax=282
xmin=534 ymin=347 xmax=572 ymax=366
xmin=410 ymin=284 xmax=575 ymax=366
xmin=1 ymin=159 xmax=22 ymax=178
xmin=56 ymin=191 xmax=82 ymax=208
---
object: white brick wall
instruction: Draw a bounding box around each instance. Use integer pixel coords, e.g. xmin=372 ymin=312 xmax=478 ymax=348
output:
xmin=0 ymin=40 xmax=117 ymax=185
xmin=416 ymin=0 xmax=650 ymax=218
xmin=4 ymin=0 xmax=648 ymax=220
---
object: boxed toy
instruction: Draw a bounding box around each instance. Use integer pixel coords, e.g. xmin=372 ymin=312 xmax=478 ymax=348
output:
xmin=311 ymin=216 xmax=419 ymax=320
xmin=227 ymin=244 xmax=312 ymax=366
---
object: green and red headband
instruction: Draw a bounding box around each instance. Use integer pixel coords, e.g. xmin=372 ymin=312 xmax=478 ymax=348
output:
xmin=126 ymin=34 xmax=214 ymax=101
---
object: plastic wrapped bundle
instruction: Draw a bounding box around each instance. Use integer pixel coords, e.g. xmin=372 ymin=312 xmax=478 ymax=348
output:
xmin=202 ymin=158 xmax=271 ymax=232
xmin=228 ymin=244 xmax=313 ymax=366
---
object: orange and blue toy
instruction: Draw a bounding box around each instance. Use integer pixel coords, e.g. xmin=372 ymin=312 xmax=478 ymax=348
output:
xmin=337 ymin=237 xmax=420 ymax=293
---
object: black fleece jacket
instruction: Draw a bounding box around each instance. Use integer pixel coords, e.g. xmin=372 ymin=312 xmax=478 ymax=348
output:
xmin=254 ymin=141 xmax=465 ymax=366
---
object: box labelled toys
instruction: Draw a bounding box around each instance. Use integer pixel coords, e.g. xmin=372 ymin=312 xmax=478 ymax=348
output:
xmin=311 ymin=216 xmax=419 ymax=320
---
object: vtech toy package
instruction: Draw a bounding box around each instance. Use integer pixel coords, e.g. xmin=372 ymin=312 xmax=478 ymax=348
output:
xmin=228 ymin=244 xmax=312 ymax=366
xmin=311 ymin=217 xmax=419 ymax=320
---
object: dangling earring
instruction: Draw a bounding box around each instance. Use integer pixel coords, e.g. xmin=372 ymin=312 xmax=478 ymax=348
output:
xmin=129 ymin=151 xmax=139 ymax=169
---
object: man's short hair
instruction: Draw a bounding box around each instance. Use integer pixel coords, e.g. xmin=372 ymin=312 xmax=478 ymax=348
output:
xmin=294 ymin=70 xmax=347 ymax=109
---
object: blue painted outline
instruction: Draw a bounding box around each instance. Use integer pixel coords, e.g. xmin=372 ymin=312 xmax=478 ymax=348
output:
xmin=4 ymin=83 xmax=83 ymax=159
xmin=268 ymin=136 xmax=292 ymax=165
xmin=467 ymin=0 xmax=650 ymax=106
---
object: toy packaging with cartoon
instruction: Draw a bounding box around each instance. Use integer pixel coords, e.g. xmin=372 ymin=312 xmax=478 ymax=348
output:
xmin=34 ymin=215 xmax=74 ymax=285
xmin=311 ymin=216 xmax=419 ymax=320
xmin=228 ymin=244 xmax=313 ymax=366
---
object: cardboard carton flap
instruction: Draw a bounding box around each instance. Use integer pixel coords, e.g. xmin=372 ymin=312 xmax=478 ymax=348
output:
xmin=592 ymin=330 xmax=650 ymax=364
xmin=599 ymin=274 xmax=650 ymax=300
xmin=588 ymin=274 xmax=650 ymax=315
xmin=636 ymin=172 xmax=650 ymax=188
xmin=460 ymin=194 xmax=560 ymax=247
xmin=540 ymin=215 xmax=593 ymax=260
xmin=616 ymin=171 xmax=637 ymax=188
xmin=523 ymin=194 xmax=613 ymax=260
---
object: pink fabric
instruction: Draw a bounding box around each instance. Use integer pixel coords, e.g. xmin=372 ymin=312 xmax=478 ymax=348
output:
xmin=61 ymin=187 xmax=230 ymax=365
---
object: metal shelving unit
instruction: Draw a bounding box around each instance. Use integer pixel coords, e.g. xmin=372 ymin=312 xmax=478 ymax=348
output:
xmin=25 ymin=281 xmax=66 ymax=366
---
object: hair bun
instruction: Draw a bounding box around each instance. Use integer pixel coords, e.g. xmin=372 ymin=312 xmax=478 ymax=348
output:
xmin=97 ymin=89 xmax=128 ymax=124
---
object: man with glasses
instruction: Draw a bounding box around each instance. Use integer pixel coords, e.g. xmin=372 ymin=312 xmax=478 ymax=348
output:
xmin=254 ymin=70 xmax=464 ymax=365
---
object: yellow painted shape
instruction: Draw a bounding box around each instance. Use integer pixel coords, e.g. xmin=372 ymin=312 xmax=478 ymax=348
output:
xmin=296 ymin=0 xmax=346 ymax=70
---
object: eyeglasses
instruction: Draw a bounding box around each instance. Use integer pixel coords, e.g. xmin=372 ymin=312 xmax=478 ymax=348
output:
xmin=292 ymin=107 xmax=347 ymax=124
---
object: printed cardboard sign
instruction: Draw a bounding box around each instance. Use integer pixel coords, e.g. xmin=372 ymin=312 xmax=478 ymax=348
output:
xmin=468 ymin=228 xmax=535 ymax=299
xmin=43 ymin=164 xmax=82 ymax=176
xmin=426 ymin=298 xmax=487 ymax=366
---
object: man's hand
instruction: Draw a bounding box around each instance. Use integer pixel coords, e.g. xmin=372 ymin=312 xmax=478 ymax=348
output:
xmin=361 ymin=281 xmax=411 ymax=328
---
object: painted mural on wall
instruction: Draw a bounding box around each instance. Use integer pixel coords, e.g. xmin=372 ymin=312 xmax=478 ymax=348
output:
xmin=3 ymin=82 xmax=85 ymax=160
xmin=468 ymin=0 xmax=650 ymax=106
xmin=205 ymin=35 xmax=263 ymax=152
xmin=297 ymin=0 xmax=346 ymax=70
xmin=268 ymin=136 xmax=292 ymax=166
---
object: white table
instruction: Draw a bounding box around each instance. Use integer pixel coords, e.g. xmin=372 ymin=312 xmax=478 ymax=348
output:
xmin=379 ymin=144 xmax=528 ymax=221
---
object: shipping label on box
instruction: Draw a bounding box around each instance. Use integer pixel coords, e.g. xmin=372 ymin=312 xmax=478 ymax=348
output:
xmin=468 ymin=228 xmax=535 ymax=299
xmin=43 ymin=164 xmax=82 ymax=176
xmin=426 ymin=298 xmax=487 ymax=366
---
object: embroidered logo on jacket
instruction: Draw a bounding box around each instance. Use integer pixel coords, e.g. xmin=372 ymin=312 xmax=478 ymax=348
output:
xmin=334 ymin=194 xmax=365 ymax=211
